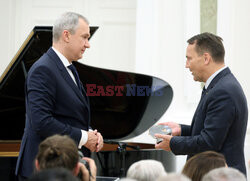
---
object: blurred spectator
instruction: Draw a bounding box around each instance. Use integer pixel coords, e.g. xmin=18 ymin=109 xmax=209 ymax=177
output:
xmin=182 ymin=151 xmax=227 ymax=181
xmin=201 ymin=167 xmax=246 ymax=181
xmin=156 ymin=173 xmax=191 ymax=181
xmin=28 ymin=167 xmax=79 ymax=181
xmin=35 ymin=134 xmax=96 ymax=181
xmin=119 ymin=178 xmax=137 ymax=181
xmin=126 ymin=159 xmax=166 ymax=181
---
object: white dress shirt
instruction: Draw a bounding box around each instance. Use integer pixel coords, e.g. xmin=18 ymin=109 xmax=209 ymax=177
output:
xmin=205 ymin=66 xmax=227 ymax=89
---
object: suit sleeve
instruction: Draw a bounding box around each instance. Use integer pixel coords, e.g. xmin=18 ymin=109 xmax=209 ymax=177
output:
xmin=170 ymin=89 xmax=235 ymax=155
xmin=26 ymin=65 xmax=82 ymax=143
xmin=180 ymin=124 xmax=191 ymax=136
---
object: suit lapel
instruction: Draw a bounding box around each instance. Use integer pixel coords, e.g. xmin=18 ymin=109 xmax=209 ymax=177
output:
xmin=206 ymin=67 xmax=231 ymax=93
xmin=190 ymin=67 xmax=231 ymax=132
xmin=46 ymin=48 xmax=88 ymax=105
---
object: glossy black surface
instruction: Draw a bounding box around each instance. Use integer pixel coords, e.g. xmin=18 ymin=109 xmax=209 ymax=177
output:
xmin=0 ymin=26 xmax=175 ymax=180
xmin=0 ymin=26 xmax=173 ymax=140
xmin=76 ymin=62 xmax=173 ymax=140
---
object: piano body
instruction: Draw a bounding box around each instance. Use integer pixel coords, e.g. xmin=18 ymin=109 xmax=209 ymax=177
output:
xmin=0 ymin=26 xmax=175 ymax=180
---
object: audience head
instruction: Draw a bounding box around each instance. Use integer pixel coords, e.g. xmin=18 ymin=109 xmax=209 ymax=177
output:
xmin=126 ymin=159 xmax=166 ymax=181
xmin=28 ymin=167 xmax=79 ymax=181
xmin=156 ymin=173 xmax=191 ymax=181
xmin=35 ymin=134 xmax=79 ymax=175
xmin=201 ymin=167 xmax=246 ymax=181
xmin=119 ymin=178 xmax=137 ymax=181
xmin=182 ymin=151 xmax=227 ymax=181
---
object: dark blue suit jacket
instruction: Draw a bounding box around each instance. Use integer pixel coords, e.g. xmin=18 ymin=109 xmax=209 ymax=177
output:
xmin=15 ymin=48 xmax=91 ymax=177
xmin=170 ymin=68 xmax=248 ymax=175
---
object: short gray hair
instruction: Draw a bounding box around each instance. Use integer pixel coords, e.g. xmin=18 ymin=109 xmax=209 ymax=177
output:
xmin=201 ymin=167 xmax=246 ymax=181
xmin=53 ymin=12 xmax=89 ymax=42
xmin=127 ymin=160 xmax=167 ymax=181
xmin=156 ymin=173 xmax=191 ymax=181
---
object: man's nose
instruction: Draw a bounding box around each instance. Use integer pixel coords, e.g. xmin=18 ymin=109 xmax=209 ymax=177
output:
xmin=85 ymin=39 xmax=90 ymax=48
xmin=185 ymin=60 xmax=189 ymax=68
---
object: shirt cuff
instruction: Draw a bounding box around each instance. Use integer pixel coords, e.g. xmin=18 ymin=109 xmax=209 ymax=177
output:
xmin=78 ymin=130 xmax=88 ymax=149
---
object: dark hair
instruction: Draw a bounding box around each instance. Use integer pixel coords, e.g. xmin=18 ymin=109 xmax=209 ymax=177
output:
xmin=187 ymin=32 xmax=225 ymax=63
xmin=182 ymin=151 xmax=226 ymax=181
xmin=36 ymin=135 xmax=79 ymax=171
xmin=28 ymin=167 xmax=79 ymax=181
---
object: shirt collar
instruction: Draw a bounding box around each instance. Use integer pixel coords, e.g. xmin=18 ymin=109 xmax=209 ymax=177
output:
xmin=52 ymin=47 xmax=71 ymax=67
xmin=205 ymin=66 xmax=227 ymax=89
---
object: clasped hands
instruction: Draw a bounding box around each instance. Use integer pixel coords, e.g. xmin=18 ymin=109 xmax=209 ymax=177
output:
xmin=154 ymin=122 xmax=181 ymax=151
xmin=85 ymin=130 xmax=103 ymax=152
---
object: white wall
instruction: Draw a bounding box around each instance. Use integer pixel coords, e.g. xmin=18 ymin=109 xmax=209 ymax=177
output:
xmin=130 ymin=0 xmax=201 ymax=172
xmin=217 ymin=0 xmax=250 ymax=178
xmin=0 ymin=0 xmax=136 ymax=76
xmin=0 ymin=0 xmax=16 ymax=75
xmin=132 ymin=0 xmax=250 ymax=175
xmin=82 ymin=0 xmax=136 ymax=72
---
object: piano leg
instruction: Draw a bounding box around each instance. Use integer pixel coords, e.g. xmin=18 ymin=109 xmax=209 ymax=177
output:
xmin=92 ymin=150 xmax=176 ymax=177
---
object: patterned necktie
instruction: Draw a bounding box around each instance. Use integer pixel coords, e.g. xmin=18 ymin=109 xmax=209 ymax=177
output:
xmin=68 ymin=64 xmax=82 ymax=93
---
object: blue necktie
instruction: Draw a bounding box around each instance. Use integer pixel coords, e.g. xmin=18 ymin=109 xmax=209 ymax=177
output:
xmin=68 ymin=64 xmax=82 ymax=93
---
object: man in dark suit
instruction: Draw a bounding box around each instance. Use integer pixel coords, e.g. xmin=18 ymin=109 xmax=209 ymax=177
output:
xmin=15 ymin=12 xmax=103 ymax=180
xmin=155 ymin=33 xmax=248 ymax=175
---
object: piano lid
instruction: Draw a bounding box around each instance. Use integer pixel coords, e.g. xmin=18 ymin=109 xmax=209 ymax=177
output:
xmin=0 ymin=26 xmax=173 ymax=141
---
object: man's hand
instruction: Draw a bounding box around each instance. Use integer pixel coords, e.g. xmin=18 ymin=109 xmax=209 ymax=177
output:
xmin=96 ymin=132 xmax=103 ymax=152
xmin=84 ymin=131 xmax=98 ymax=152
xmin=154 ymin=134 xmax=173 ymax=151
xmin=78 ymin=157 xmax=97 ymax=181
xmin=78 ymin=162 xmax=90 ymax=181
xmin=81 ymin=157 xmax=97 ymax=181
xmin=158 ymin=122 xmax=181 ymax=136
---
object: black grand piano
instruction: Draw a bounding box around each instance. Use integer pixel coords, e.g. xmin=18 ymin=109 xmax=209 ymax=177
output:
xmin=0 ymin=26 xmax=175 ymax=180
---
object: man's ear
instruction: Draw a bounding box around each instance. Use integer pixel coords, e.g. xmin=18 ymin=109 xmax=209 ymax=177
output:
xmin=203 ymin=53 xmax=211 ymax=65
xmin=73 ymin=162 xmax=81 ymax=176
xmin=62 ymin=30 xmax=71 ymax=43
xmin=35 ymin=159 xmax=40 ymax=171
